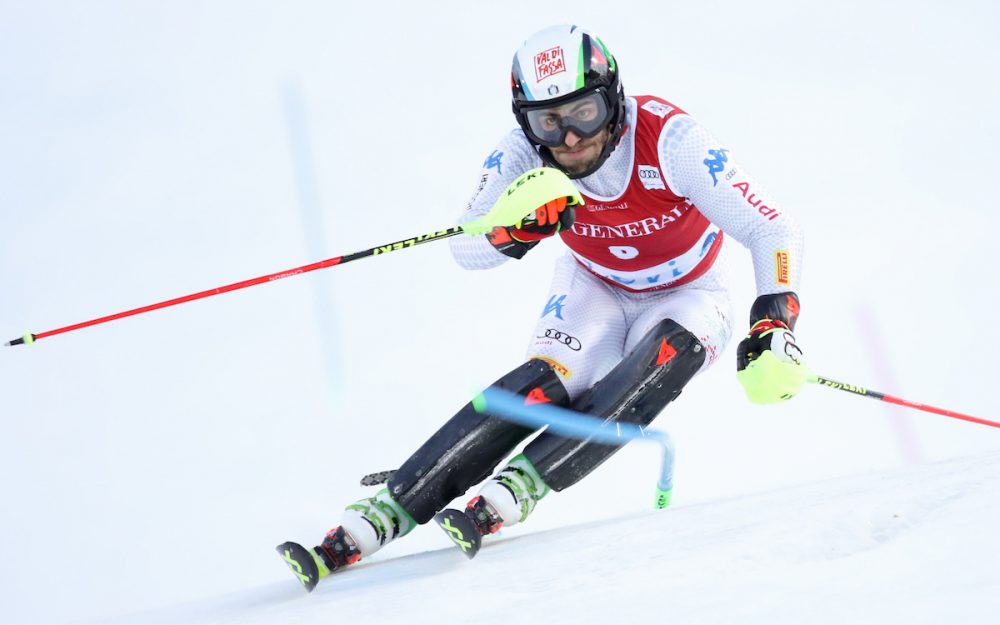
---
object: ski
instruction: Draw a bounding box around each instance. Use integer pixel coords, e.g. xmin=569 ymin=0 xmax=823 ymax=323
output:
xmin=276 ymin=541 xmax=322 ymax=592
xmin=433 ymin=508 xmax=483 ymax=559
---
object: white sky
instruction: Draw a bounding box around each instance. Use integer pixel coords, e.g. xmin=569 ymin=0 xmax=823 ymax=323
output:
xmin=2 ymin=2 xmax=998 ymax=623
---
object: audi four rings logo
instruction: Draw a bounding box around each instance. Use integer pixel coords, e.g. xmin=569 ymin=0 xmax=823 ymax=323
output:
xmin=538 ymin=329 xmax=582 ymax=351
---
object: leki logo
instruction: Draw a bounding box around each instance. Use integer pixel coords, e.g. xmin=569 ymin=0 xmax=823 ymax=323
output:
xmin=534 ymin=46 xmax=566 ymax=82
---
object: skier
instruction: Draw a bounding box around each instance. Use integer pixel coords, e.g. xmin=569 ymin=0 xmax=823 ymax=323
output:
xmin=278 ymin=24 xmax=808 ymax=590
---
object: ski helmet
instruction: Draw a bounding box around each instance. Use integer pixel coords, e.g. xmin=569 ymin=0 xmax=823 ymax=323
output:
xmin=511 ymin=25 xmax=626 ymax=179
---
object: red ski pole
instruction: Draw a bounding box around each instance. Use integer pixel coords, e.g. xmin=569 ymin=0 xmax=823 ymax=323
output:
xmin=810 ymin=374 xmax=1000 ymax=430
xmin=5 ymin=166 xmax=585 ymax=347
xmin=5 ymin=226 xmax=464 ymax=347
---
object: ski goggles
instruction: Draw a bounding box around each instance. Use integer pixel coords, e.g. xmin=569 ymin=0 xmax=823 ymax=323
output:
xmin=522 ymin=90 xmax=613 ymax=148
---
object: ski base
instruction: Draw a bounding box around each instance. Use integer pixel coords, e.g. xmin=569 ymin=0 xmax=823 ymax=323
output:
xmin=276 ymin=541 xmax=322 ymax=592
xmin=434 ymin=508 xmax=482 ymax=559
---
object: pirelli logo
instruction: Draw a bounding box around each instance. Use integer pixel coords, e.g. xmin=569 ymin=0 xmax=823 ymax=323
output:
xmin=775 ymin=250 xmax=791 ymax=286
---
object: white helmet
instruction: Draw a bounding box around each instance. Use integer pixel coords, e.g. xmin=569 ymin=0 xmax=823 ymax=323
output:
xmin=510 ymin=25 xmax=626 ymax=178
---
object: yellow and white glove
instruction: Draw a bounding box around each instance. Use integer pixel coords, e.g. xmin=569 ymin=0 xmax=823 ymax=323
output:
xmin=736 ymin=293 xmax=808 ymax=404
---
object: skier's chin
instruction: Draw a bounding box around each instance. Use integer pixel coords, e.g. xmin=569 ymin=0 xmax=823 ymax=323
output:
xmin=551 ymin=134 xmax=608 ymax=176
xmin=552 ymin=147 xmax=600 ymax=175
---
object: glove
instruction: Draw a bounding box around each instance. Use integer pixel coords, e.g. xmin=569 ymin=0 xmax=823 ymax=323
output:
xmin=736 ymin=292 xmax=808 ymax=404
xmin=487 ymin=196 xmax=577 ymax=259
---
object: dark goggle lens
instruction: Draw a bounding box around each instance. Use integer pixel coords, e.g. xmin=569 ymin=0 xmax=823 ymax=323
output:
xmin=524 ymin=92 xmax=610 ymax=147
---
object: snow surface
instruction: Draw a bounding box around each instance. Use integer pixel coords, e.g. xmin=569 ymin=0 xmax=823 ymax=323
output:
xmin=2 ymin=2 xmax=999 ymax=624
xmin=92 ymin=451 xmax=1000 ymax=625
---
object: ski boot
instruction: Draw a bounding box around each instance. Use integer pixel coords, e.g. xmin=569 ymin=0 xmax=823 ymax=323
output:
xmin=277 ymin=487 xmax=416 ymax=592
xmin=276 ymin=526 xmax=361 ymax=592
xmin=435 ymin=454 xmax=550 ymax=558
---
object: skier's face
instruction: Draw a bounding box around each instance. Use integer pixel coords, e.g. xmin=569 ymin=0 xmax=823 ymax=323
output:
xmin=521 ymin=90 xmax=613 ymax=176
xmin=549 ymin=127 xmax=611 ymax=176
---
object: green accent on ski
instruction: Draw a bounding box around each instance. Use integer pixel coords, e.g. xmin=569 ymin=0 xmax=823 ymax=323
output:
xmin=311 ymin=549 xmax=332 ymax=578
xmin=282 ymin=549 xmax=313 ymax=585
xmin=472 ymin=393 xmax=487 ymax=413
xmin=461 ymin=168 xmax=583 ymax=236
xmin=440 ymin=517 xmax=473 ymax=551
xmin=655 ymin=486 xmax=673 ymax=509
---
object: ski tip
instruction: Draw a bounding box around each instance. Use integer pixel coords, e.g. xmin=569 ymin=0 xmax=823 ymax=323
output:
xmin=276 ymin=541 xmax=321 ymax=593
xmin=434 ymin=508 xmax=482 ymax=559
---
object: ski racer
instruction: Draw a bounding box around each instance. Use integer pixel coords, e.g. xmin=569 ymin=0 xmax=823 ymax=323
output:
xmin=278 ymin=24 xmax=808 ymax=590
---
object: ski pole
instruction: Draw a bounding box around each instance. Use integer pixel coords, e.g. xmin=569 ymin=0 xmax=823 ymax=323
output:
xmin=4 ymin=227 xmax=465 ymax=347
xmin=809 ymin=374 xmax=1000 ymax=430
xmin=5 ymin=167 xmax=585 ymax=347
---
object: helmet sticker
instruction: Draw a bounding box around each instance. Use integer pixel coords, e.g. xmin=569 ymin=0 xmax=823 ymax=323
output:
xmin=534 ymin=46 xmax=567 ymax=82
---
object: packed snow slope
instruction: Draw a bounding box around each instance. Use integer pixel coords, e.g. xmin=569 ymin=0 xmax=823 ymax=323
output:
xmin=92 ymin=451 xmax=1000 ymax=625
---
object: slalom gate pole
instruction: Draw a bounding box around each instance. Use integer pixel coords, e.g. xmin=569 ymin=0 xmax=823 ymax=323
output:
xmin=810 ymin=374 xmax=1000 ymax=430
xmin=474 ymin=387 xmax=677 ymax=510
xmin=5 ymin=227 xmax=464 ymax=347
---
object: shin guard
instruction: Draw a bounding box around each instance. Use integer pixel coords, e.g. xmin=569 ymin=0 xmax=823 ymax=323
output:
xmin=524 ymin=319 xmax=705 ymax=491
xmin=387 ymin=360 xmax=569 ymax=524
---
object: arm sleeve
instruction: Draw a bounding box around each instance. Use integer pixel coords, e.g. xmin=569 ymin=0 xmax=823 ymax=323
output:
xmin=658 ymin=115 xmax=805 ymax=296
xmin=448 ymin=131 xmax=545 ymax=270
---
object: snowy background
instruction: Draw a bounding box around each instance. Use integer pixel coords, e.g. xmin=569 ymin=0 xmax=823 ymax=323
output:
xmin=1 ymin=1 xmax=998 ymax=624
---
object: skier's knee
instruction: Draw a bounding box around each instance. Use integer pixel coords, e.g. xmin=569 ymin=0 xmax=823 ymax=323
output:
xmin=525 ymin=318 xmax=705 ymax=491
xmin=386 ymin=359 xmax=569 ymax=524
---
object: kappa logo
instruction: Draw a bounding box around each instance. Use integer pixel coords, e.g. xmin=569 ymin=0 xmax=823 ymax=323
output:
xmin=638 ymin=165 xmax=666 ymax=190
xmin=483 ymin=150 xmax=503 ymax=174
xmin=641 ymin=100 xmax=674 ymax=118
xmin=703 ymin=148 xmax=729 ymax=186
xmin=534 ymin=46 xmax=566 ymax=82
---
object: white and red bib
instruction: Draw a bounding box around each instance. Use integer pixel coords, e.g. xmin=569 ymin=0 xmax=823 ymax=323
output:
xmin=559 ymin=96 xmax=724 ymax=291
